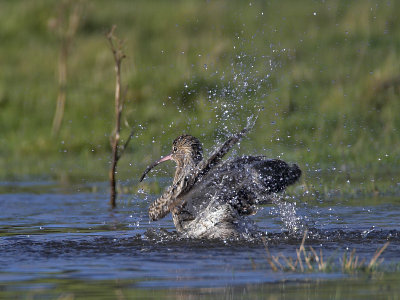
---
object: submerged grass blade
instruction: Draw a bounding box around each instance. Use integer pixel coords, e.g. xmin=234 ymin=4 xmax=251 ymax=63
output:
xmin=262 ymin=237 xmax=278 ymax=272
xmin=261 ymin=233 xmax=390 ymax=274
xmin=369 ymin=242 xmax=390 ymax=269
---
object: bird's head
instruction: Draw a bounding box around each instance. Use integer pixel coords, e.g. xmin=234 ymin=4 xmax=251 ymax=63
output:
xmin=139 ymin=135 xmax=203 ymax=182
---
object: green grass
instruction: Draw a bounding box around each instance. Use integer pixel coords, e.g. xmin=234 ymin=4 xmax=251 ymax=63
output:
xmin=1 ymin=0 xmax=399 ymax=182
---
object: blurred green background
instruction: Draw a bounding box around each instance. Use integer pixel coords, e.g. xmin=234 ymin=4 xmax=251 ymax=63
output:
xmin=0 ymin=0 xmax=399 ymax=184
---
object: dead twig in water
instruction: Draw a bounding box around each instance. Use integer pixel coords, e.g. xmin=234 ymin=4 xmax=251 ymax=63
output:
xmin=106 ymin=25 xmax=133 ymax=208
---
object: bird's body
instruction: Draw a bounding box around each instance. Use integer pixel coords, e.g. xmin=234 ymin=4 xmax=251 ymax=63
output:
xmin=170 ymin=156 xmax=301 ymax=239
xmin=140 ymin=123 xmax=301 ymax=239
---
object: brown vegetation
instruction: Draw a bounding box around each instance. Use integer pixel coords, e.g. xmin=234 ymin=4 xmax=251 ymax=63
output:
xmin=49 ymin=0 xmax=84 ymax=136
xmin=106 ymin=25 xmax=133 ymax=208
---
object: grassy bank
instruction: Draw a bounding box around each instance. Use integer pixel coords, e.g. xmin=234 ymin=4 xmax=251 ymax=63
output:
xmin=0 ymin=0 xmax=399 ymax=182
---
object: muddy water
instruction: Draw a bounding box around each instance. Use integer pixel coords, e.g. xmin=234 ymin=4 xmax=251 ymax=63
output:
xmin=1 ymin=180 xmax=399 ymax=298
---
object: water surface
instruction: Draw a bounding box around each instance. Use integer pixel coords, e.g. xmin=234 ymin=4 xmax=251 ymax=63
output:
xmin=1 ymin=180 xmax=399 ymax=298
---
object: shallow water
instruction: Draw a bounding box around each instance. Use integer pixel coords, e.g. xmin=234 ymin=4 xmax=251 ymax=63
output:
xmin=1 ymin=180 xmax=400 ymax=298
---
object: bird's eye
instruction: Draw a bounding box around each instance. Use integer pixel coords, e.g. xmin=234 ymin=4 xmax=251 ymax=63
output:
xmin=173 ymin=146 xmax=177 ymax=152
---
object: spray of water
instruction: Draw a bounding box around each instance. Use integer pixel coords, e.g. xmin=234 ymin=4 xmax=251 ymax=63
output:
xmin=271 ymin=196 xmax=305 ymax=233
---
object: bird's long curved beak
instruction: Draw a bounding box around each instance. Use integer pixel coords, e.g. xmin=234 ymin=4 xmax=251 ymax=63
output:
xmin=139 ymin=154 xmax=173 ymax=182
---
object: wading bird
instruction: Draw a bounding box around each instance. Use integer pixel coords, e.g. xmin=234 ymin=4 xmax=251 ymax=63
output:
xmin=140 ymin=120 xmax=301 ymax=239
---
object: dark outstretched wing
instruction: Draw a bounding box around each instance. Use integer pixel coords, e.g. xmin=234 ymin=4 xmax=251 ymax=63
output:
xmin=207 ymin=156 xmax=302 ymax=216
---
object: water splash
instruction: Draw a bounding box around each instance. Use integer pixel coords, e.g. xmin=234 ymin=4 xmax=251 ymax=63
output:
xmin=271 ymin=197 xmax=305 ymax=233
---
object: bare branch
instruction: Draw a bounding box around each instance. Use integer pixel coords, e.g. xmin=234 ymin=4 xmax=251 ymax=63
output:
xmin=107 ymin=25 xmax=127 ymax=208
xmin=117 ymin=128 xmax=135 ymax=161
xmin=51 ymin=0 xmax=85 ymax=136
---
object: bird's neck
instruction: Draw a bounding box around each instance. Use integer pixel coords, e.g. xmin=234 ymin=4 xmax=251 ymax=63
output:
xmin=173 ymin=156 xmax=199 ymax=185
